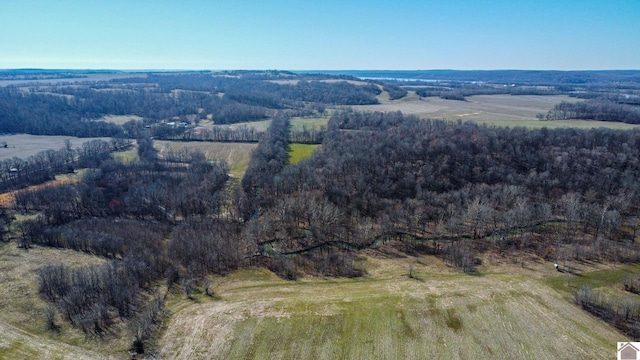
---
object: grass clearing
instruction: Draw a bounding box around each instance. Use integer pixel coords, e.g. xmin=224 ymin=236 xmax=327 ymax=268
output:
xmin=97 ymin=115 xmax=143 ymax=125
xmin=207 ymin=116 xmax=328 ymax=133
xmin=158 ymin=255 xmax=626 ymax=359
xmin=155 ymin=141 xmax=257 ymax=177
xmin=288 ymin=144 xmax=319 ymax=164
xmin=111 ymin=147 xmax=138 ymax=164
xmin=289 ymin=116 xmax=328 ymax=130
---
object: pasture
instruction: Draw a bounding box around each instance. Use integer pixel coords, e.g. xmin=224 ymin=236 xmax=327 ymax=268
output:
xmin=0 ymin=135 xmax=113 ymax=161
xmin=154 ymin=141 xmax=257 ymax=177
xmin=158 ymin=251 xmax=627 ymax=360
xmin=354 ymin=92 xmax=640 ymax=130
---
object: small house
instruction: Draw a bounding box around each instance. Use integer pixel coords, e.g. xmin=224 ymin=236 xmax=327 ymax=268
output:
xmin=619 ymin=342 xmax=639 ymax=360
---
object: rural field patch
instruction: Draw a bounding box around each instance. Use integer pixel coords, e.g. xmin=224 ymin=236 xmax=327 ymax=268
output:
xmin=288 ymin=144 xmax=319 ymax=164
xmin=155 ymin=141 xmax=257 ymax=177
xmin=351 ymin=93 xmax=640 ymax=129
xmin=97 ymin=114 xmax=143 ymax=125
xmin=208 ymin=116 xmax=328 ymax=133
xmin=0 ymin=135 xmax=113 ymax=161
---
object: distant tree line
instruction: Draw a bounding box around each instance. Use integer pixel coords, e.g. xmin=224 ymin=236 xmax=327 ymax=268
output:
xmin=153 ymin=122 xmax=324 ymax=145
xmin=0 ymin=88 xmax=124 ymax=137
xmin=322 ymin=69 xmax=640 ymax=86
xmin=543 ymin=99 xmax=640 ymax=124
xmin=0 ymin=71 xmax=380 ymax=138
xmin=412 ymin=83 xmax=559 ymax=101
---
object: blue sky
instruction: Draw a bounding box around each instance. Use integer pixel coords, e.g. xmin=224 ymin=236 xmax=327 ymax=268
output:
xmin=1 ymin=0 xmax=638 ymax=70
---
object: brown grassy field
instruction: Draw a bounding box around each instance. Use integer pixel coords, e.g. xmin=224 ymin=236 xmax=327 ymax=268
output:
xmin=0 ymin=135 xmax=113 ymax=161
xmin=352 ymin=92 xmax=640 ymax=130
xmin=0 ymin=243 xmax=122 ymax=360
xmin=155 ymin=141 xmax=257 ymax=177
xmin=0 ymin=175 xmax=78 ymax=207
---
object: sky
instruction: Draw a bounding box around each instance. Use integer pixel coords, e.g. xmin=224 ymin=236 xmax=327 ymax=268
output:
xmin=0 ymin=0 xmax=638 ymax=70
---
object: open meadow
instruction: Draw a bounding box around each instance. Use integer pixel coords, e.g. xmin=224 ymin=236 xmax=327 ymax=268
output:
xmin=158 ymin=248 xmax=630 ymax=360
xmin=154 ymin=140 xmax=257 ymax=177
xmin=354 ymin=92 xmax=640 ymax=129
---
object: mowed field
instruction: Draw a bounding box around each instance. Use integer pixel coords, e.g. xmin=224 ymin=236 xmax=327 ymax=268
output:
xmin=353 ymin=92 xmax=640 ymax=130
xmin=158 ymin=250 xmax=629 ymax=360
xmin=0 ymin=135 xmax=113 ymax=161
xmin=154 ymin=140 xmax=257 ymax=177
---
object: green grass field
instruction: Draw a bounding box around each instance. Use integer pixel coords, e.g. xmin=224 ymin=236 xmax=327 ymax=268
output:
xmin=288 ymin=144 xmax=319 ymax=164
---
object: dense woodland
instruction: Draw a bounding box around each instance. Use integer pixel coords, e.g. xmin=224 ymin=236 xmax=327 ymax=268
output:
xmin=4 ymin=70 xmax=640 ymax=351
